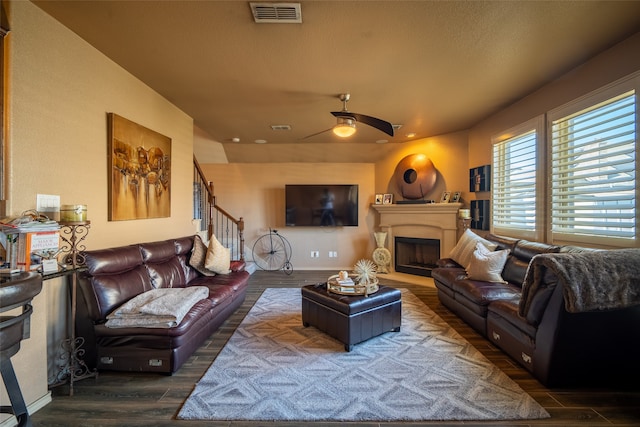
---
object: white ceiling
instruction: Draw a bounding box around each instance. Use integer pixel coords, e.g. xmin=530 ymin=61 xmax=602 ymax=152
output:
xmin=33 ymin=1 xmax=640 ymax=163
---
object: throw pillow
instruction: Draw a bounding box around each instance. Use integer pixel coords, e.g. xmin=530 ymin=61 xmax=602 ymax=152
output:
xmin=466 ymin=242 xmax=510 ymax=283
xmin=449 ymin=229 xmax=498 ymax=269
xmin=189 ymin=235 xmax=216 ymax=276
xmin=205 ymin=234 xmax=231 ymax=275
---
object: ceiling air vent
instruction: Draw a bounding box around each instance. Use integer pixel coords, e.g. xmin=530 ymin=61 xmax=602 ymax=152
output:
xmin=250 ymin=3 xmax=302 ymax=23
xmin=271 ymin=124 xmax=292 ymax=131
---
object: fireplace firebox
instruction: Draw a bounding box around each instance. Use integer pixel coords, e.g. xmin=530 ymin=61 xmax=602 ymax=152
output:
xmin=394 ymin=237 xmax=440 ymax=277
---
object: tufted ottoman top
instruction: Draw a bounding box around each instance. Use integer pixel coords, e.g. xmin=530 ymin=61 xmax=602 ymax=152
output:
xmin=301 ymin=283 xmax=401 ymax=316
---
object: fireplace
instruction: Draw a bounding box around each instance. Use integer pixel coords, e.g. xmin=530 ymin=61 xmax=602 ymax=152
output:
xmin=395 ymin=237 xmax=440 ymax=277
xmin=372 ymin=203 xmax=460 ymax=276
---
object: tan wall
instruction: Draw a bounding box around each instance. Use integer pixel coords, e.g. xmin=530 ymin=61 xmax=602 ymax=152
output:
xmin=199 ymin=131 xmax=469 ymax=270
xmin=374 ymin=131 xmax=470 ymax=205
xmin=2 ymin=1 xmax=195 ymax=420
xmin=201 ymin=162 xmax=377 ymax=270
xmin=7 ymin=1 xmax=195 ymax=248
xmin=469 ymin=32 xmax=640 ymax=173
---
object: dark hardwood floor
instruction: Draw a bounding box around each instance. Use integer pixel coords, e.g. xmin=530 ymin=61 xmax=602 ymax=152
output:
xmin=31 ymin=270 xmax=640 ymax=426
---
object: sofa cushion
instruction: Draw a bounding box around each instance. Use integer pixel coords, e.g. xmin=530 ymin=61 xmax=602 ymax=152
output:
xmin=89 ymin=265 xmax=154 ymax=320
xmin=146 ymin=257 xmax=188 ymax=289
xmin=501 ymin=240 xmax=562 ymax=286
xmin=452 ymin=278 xmax=521 ymax=307
xmin=466 ymin=243 xmax=510 ymax=283
xmin=139 ymin=240 xmax=176 ymax=263
xmin=485 ymin=234 xmax=519 ymax=252
xmin=205 ymin=235 xmax=231 ymax=274
xmin=449 ymin=229 xmax=498 ymax=269
xmin=487 ymin=298 xmax=537 ymax=338
xmin=85 ymin=245 xmax=144 ymax=275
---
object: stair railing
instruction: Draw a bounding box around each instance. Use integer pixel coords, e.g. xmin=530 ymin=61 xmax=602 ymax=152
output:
xmin=193 ymin=156 xmax=244 ymax=261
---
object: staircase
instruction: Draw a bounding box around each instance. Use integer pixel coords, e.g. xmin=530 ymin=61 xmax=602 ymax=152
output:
xmin=193 ymin=156 xmax=248 ymax=268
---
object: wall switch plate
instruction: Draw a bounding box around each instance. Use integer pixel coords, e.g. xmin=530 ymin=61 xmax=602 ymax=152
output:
xmin=36 ymin=194 xmax=60 ymax=219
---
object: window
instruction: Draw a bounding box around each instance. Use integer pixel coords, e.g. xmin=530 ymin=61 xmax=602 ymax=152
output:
xmin=549 ymin=88 xmax=637 ymax=246
xmin=491 ymin=117 xmax=544 ymax=240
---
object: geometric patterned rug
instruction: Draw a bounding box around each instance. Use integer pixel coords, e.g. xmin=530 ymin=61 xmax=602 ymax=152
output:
xmin=178 ymin=288 xmax=550 ymax=421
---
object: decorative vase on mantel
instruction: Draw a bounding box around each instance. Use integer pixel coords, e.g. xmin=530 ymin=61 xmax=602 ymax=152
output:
xmin=372 ymin=231 xmax=391 ymax=274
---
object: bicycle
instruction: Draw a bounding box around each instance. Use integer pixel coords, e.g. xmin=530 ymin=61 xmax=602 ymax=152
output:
xmin=252 ymin=228 xmax=293 ymax=274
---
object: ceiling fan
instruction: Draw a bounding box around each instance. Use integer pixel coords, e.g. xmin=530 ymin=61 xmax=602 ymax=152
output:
xmin=331 ymin=93 xmax=394 ymax=137
xmin=304 ymin=93 xmax=395 ymax=139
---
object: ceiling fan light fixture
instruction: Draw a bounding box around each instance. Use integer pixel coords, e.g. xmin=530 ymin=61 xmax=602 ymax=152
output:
xmin=333 ymin=117 xmax=357 ymax=137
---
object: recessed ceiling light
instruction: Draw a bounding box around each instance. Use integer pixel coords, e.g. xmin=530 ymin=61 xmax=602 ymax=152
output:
xmin=254 ymin=139 xmax=267 ymax=144
xmin=376 ymin=139 xmax=388 ymax=144
xmin=406 ymin=132 xmax=416 ymax=138
xmin=231 ymin=137 xmax=240 ymax=143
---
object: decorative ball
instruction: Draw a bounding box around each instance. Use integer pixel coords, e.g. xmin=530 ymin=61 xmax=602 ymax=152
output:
xmin=393 ymin=153 xmax=437 ymax=200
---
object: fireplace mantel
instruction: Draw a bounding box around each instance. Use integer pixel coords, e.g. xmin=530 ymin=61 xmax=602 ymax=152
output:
xmin=371 ymin=203 xmax=462 ymax=274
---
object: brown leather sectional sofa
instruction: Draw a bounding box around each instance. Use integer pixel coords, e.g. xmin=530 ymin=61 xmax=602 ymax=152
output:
xmin=432 ymin=233 xmax=640 ymax=387
xmin=76 ymin=235 xmax=250 ymax=374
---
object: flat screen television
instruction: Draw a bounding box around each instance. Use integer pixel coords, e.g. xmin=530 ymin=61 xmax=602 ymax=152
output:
xmin=285 ymin=184 xmax=358 ymax=227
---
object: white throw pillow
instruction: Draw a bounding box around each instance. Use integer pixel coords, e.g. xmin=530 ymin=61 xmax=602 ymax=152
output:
xmin=449 ymin=229 xmax=498 ymax=269
xmin=205 ymin=234 xmax=231 ymax=274
xmin=465 ymin=242 xmax=510 ymax=283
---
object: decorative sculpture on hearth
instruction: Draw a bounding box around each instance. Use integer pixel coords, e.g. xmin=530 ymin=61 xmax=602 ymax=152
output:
xmin=372 ymin=231 xmax=391 ymax=273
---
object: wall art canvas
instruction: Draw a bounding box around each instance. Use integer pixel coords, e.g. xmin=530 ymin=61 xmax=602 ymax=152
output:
xmin=108 ymin=113 xmax=171 ymax=221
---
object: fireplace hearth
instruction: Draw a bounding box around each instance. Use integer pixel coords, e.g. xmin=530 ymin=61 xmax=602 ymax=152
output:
xmin=395 ymin=237 xmax=440 ymax=277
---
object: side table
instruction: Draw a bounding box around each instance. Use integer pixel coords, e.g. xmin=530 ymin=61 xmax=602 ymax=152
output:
xmin=51 ymin=221 xmax=97 ymax=396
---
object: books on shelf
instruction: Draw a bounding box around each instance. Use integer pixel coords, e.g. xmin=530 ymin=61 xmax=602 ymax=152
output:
xmin=2 ymin=230 xmax=60 ymax=271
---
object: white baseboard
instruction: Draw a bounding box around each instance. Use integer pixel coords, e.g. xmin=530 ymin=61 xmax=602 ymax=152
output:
xmin=0 ymin=391 xmax=52 ymax=427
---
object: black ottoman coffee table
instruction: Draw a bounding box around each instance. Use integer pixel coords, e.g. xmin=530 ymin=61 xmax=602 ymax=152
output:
xmin=301 ymin=283 xmax=401 ymax=351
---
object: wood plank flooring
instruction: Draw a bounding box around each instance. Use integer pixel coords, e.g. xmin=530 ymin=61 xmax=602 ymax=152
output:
xmin=31 ymin=271 xmax=640 ymax=426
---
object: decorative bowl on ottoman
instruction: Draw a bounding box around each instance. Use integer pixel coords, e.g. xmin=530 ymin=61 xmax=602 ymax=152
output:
xmin=326 ymin=273 xmax=379 ymax=296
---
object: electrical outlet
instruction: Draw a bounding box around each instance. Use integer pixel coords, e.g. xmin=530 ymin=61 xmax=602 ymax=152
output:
xmin=328 ymin=251 xmax=338 ymax=258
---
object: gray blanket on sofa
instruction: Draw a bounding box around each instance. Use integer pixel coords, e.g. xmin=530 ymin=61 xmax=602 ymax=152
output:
xmin=106 ymin=286 xmax=209 ymax=328
xmin=520 ymin=249 xmax=640 ymax=314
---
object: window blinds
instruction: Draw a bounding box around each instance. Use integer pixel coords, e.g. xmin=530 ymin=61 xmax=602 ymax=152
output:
xmin=550 ymin=90 xmax=636 ymax=241
xmin=492 ymin=130 xmax=537 ymax=235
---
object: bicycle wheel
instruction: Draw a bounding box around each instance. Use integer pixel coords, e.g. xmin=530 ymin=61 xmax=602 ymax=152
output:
xmin=283 ymin=261 xmax=293 ymax=275
xmin=252 ymin=233 xmax=287 ymax=271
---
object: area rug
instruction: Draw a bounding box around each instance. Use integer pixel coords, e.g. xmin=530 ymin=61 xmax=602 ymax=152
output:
xmin=178 ymin=288 xmax=549 ymax=422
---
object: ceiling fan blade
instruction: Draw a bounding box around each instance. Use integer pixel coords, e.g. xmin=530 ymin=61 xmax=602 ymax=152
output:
xmin=352 ymin=112 xmax=394 ymax=136
xmin=301 ymin=127 xmax=332 ymax=140
xmin=331 ymin=111 xmax=394 ymax=136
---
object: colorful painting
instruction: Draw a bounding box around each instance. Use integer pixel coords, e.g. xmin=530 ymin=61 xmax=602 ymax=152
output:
xmin=108 ymin=113 xmax=171 ymax=221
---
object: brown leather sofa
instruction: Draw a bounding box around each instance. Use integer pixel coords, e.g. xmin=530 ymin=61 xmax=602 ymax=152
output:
xmin=432 ymin=233 xmax=640 ymax=387
xmin=76 ymin=235 xmax=250 ymax=374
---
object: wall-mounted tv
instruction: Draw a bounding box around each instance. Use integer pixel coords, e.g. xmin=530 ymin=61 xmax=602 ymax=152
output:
xmin=285 ymin=184 xmax=358 ymax=227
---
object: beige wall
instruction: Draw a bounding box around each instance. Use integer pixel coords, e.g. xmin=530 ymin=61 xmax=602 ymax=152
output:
xmin=466 ymin=32 xmax=640 ymax=245
xmin=374 ymin=131 xmax=470 ymax=204
xmin=201 ymin=162 xmax=377 ymax=269
xmin=2 ymin=1 xmax=196 ymax=420
xmin=8 ymin=1 xmax=195 ymax=249
xmin=199 ymin=131 xmax=469 ymax=270
xmin=469 ymin=32 xmax=640 ymax=172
